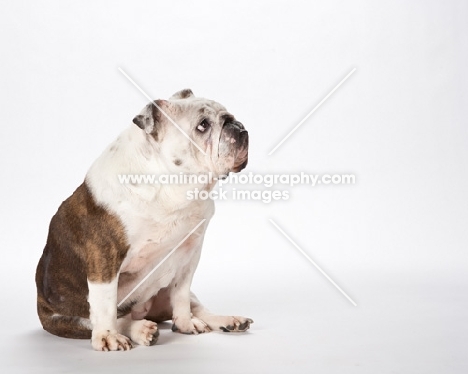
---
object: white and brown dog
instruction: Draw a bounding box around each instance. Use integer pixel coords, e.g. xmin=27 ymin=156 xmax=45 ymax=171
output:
xmin=35 ymin=89 xmax=251 ymax=351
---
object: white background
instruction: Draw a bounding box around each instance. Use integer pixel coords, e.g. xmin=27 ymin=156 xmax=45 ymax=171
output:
xmin=1 ymin=0 xmax=467 ymax=373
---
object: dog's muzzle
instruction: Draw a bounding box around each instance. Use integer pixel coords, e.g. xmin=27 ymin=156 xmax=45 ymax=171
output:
xmin=220 ymin=120 xmax=249 ymax=173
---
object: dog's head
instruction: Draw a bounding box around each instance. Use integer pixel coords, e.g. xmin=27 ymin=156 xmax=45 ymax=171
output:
xmin=133 ymin=89 xmax=249 ymax=177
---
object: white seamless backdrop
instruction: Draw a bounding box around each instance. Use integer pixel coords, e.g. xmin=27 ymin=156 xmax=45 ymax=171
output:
xmin=0 ymin=1 xmax=467 ymax=373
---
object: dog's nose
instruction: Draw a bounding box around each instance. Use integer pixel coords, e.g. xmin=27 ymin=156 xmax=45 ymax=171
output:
xmin=224 ymin=120 xmax=244 ymax=131
xmin=232 ymin=121 xmax=245 ymax=131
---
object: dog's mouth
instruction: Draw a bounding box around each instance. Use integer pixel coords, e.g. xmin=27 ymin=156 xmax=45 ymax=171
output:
xmin=218 ymin=121 xmax=249 ymax=174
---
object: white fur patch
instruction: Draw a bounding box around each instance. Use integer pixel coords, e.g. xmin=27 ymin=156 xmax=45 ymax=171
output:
xmin=87 ymin=278 xmax=118 ymax=331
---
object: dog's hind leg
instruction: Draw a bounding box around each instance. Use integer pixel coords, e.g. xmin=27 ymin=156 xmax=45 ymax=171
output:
xmin=37 ymin=296 xmax=92 ymax=339
xmin=116 ymin=315 xmax=158 ymax=346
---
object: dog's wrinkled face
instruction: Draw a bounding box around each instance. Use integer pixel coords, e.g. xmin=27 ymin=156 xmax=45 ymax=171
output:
xmin=133 ymin=89 xmax=249 ymax=177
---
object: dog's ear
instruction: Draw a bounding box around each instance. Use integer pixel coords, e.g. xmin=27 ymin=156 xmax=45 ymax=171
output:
xmin=133 ymin=101 xmax=163 ymax=136
xmin=170 ymin=88 xmax=194 ymax=100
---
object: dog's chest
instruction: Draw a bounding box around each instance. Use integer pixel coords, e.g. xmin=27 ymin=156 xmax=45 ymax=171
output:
xmin=122 ymin=215 xmax=198 ymax=266
xmin=116 ymin=214 xmax=203 ymax=303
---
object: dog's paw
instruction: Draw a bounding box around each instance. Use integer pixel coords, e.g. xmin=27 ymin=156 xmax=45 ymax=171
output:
xmin=130 ymin=319 xmax=159 ymax=346
xmin=201 ymin=315 xmax=253 ymax=332
xmin=219 ymin=316 xmax=253 ymax=332
xmin=91 ymin=330 xmax=133 ymax=351
xmin=172 ymin=316 xmax=212 ymax=335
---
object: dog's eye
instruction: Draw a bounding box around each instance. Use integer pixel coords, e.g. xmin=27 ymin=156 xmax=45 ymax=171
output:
xmin=197 ymin=119 xmax=210 ymax=133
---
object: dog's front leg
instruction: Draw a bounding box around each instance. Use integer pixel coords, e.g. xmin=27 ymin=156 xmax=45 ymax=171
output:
xmin=88 ymin=277 xmax=132 ymax=351
xmin=171 ymin=284 xmax=211 ymax=334
xmin=170 ymin=250 xmax=210 ymax=334
xmin=190 ymin=292 xmax=253 ymax=332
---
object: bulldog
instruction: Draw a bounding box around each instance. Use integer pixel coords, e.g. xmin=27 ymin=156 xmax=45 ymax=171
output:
xmin=35 ymin=89 xmax=252 ymax=351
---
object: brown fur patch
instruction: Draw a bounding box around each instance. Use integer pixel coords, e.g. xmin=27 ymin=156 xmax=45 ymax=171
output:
xmin=35 ymin=182 xmax=130 ymax=338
